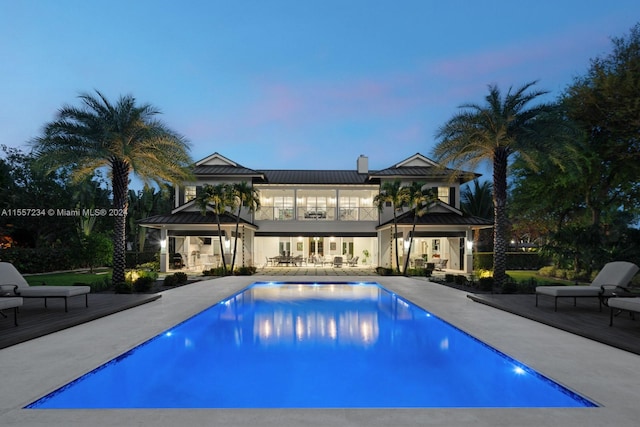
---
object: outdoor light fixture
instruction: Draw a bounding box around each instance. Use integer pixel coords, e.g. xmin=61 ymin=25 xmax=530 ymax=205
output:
xmin=466 ymin=239 xmax=473 ymax=250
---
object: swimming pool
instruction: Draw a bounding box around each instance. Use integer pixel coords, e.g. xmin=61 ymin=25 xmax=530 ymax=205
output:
xmin=28 ymin=282 xmax=596 ymax=409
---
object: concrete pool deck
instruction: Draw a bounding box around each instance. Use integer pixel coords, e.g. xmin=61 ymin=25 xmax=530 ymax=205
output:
xmin=1 ymin=275 xmax=639 ymax=426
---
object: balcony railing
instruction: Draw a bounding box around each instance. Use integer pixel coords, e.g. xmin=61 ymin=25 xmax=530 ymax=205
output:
xmin=255 ymin=207 xmax=377 ymax=221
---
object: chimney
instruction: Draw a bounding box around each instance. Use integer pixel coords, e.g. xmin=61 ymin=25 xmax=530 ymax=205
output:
xmin=357 ymin=155 xmax=368 ymax=174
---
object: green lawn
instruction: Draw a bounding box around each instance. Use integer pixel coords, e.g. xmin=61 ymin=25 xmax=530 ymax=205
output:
xmin=506 ymin=270 xmax=569 ymax=286
xmin=24 ymin=269 xmax=111 ymax=288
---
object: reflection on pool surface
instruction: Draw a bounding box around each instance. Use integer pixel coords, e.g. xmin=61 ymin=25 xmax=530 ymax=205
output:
xmin=28 ymin=282 xmax=596 ymax=409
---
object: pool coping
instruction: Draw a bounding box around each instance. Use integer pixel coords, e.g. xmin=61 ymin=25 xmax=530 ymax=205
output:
xmin=1 ymin=275 xmax=640 ymax=426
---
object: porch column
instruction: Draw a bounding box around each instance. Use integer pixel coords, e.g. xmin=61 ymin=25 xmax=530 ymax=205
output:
xmin=464 ymin=228 xmax=474 ymax=274
xmin=159 ymin=228 xmax=168 ymax=273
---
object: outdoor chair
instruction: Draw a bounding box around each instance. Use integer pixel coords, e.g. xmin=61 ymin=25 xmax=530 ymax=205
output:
xmin=435 ymin=259 xmax=448 ymax=271
xmin=0 ymin=296 xmax=22 ymax=326
xmin=333 ymin=256 xmax=343 ymax=267
xmin=535 ymin=261 xmax=639 ymax=312
xmin=347 ymin=256 xmax=359 ymax=267
xmin=0 ymin=262 xmax=91 ymax=313
xmin=608 ymin=297 xmax=640 ymax=326
xmin=414 ymin=258 xmax=425 ymax=269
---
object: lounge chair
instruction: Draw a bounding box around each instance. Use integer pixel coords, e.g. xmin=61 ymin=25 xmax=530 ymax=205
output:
xmin=535 ymin=261 xmax=639 ymax=312
xmin=0 ymin=262 xmax=91 ymax=312
xmin=608 ymin=297 xmax=640 ymax=326
xmin=0 ymin=296 xmax=22 ymax=326
xmin=347 ymin=256 xmax=359 ymax=267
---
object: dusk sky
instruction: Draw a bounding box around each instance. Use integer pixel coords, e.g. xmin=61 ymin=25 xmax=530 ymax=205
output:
xmin=1 ymin=0 xmax=639 ymax=177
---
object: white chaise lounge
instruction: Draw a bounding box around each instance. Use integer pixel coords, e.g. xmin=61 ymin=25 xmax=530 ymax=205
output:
xmin=0 ymin=262 xmax=90 ymax=312
xmin=608 ymin=297 xmax=640 ymax=326
xmin=535 ymin=261 xmax=639 ymax=312
xmin=0 ymin=297 xmax=23 ymax=326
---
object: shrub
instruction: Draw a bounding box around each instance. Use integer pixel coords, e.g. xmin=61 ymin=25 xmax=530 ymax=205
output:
xmin=133 ymin=276 xmax=156 ymax=292
xmin=114 ymin=281 xmax=132 ymax=294
xmin=203 ymin=267 xmax=226 ymax=276
xmin=445 ymin=274 xmax=455 ymax=283
xmin=174 ymin=272 xmax=189 ymax=284
xmin=234 ymin=266 xmax=257 ymax=276
xmin=163 ymin=274 xmax=178 ymax=287
xmin=424 ymin=268 xmax=433 ymax=277
xmin=375 ymin=267 xmax=394 ymax=276
xmin=454 ymin=275 xmax=467 ymax=286
xmin=478 ymin=277 xmax=494 ymax=291
xmin=501 ymin=277 xmax=518 ymax=294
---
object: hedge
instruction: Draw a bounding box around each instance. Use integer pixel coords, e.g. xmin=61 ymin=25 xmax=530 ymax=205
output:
xmin=473 ymin=252 xmax=549 ymax=271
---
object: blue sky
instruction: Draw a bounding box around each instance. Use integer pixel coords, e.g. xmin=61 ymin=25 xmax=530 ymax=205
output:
xmin=1 ymin=0 xmax=639 ymax=176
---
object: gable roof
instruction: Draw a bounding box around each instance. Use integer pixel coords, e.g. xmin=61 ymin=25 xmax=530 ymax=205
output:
xmin=191 ymin=152 xmax=480 ymax=185
xmin=370 ymin=153 xmax=479 ymax=183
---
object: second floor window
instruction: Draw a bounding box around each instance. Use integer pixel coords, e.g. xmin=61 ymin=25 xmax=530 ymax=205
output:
xmin=184 ymin=186 xmax=197 ymax=202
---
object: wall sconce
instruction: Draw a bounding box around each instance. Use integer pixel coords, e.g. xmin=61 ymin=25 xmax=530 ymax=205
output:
xmin=404 ymin=239 xmax=411 ymax=250
xmin=466 ymin=239 xmax=473 ymax=251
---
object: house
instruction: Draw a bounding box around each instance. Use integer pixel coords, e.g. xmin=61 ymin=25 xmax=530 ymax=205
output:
xmin=139 ymin=152 xmax=492 ymax=273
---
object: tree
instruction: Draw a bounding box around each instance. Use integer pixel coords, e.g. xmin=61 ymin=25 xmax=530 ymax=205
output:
xmin=562 ymin=22 xmax=640 ymax=227
xmin=374 ymin=179 xmax=408 ymax=273
xmin=32 ymin=91 xmax=193 ymax=284
xmin=434 ymin=81 xmax=562 ymax=287
xmin=229 ymin=182 xmax=261 ymax=271
xmin=402 ymin=182 xmax=436 ymax=274
xmin=196 ymin=183 xmax=235 ymax=275
xmin=461 ymin=179 xmax=494 ymax=251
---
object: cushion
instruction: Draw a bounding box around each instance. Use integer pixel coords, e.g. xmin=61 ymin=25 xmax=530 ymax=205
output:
xmin=0 ymin=297 xmax=23 ymax=310
xmin=535 ymin=286 xmax=602 ymax=297
xmin=608 ymin=297 xmax=640 ymax=312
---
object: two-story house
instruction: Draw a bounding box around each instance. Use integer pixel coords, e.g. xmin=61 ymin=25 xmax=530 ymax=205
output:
xmin=139 ymin=152 xmax=492 ymax=273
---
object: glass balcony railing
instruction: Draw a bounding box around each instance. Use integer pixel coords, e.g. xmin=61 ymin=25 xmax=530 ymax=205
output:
xmin=255 ymin=207 xmax=378 ymax=221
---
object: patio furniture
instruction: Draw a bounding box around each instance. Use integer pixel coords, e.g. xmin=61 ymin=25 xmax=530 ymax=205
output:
xmin=535 ymin=261 xmax=639 ymax=312
xmin=0 ymin=262 xmax=91 ymax=313
xmin=608 ymin=296 xmax=640 ymax=326
xmin=0 ymin=296 xmax=22 ymax=326
xmin=435 ymin=259 xmax=448 ymax=271
xmin=347 ymin=256 xmax=359 ymax=267
xmin=333 ymin=256 xmax=343 ymax=267
xmin=414 ymin=258 xmax=425 ymax=269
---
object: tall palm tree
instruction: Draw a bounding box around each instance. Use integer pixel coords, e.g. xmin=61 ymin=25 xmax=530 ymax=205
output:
xmin=33 ymin=90 xmax=193 ymax=285
xmin=402 ymin=182 xmax=436 ymax=274
xmin=196 ymin=183 xmax=234 ymax=275
xmin=374 ymin=179 xmax=408 ymax=273
xmin=229 ymin=182 xmax=261 ymax=271
xmin=434 ymin=81 xmax=558 ymax=287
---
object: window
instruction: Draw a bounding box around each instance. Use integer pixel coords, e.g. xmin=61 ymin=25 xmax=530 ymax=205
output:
xmin=437 ymin=187 xmax=449 ymax=204
xmin=184 ymin=186 xmax=197 ymax=202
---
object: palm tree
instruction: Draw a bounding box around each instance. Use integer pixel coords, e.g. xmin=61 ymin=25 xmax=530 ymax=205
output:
xmin=374 ymin=179 xmax=408 ymax=273
xmin=196 ymin=183 xmax=234 ymax=275
xmin=402 ymin=182 xmax=436 ymax=274
xmin=229 ymin=182 xmax=261 ymax=271
xmin=33 ymin=90 xmax=193 ymax=285
xmin=434 ymin=81 xmax=558 ymax=287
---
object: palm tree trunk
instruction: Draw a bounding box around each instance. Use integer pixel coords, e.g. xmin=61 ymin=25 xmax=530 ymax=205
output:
xmin=403 ymin=213 xmax=419 ymax=274
xmin=393 ymin=214 xmax=400 ymax=274
xmin=493 ymin=151 xmax=509 ymax=288
xmin=111 ymin=160 xmax=130 ymax=285
xmin=215 ymin=213 xmax=227 ymax=275
xmin=230 ymin=205 xmax=241 ymax=272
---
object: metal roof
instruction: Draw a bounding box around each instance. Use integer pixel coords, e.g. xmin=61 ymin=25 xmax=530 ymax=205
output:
xmin=192 ymin=165 xmax=264 ymax=177
xmin=258 ymin=170 xmax=372 ymax=185
xmin=379 ymin=211 xmax=493 ymax=227
xmin=138 ymin=211 xmax=254 ymax=227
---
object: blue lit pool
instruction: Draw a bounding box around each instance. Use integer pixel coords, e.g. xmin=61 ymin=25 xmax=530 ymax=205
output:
xmin=28 ymin=282 xmax=596 ymax=409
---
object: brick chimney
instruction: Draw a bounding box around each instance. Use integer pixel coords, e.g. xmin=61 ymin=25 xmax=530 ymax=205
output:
xmin=357 ymin=155 xmax=368 ymax=174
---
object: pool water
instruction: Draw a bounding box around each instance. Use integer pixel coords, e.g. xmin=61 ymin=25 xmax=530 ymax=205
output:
xmin=28 ymin=282 xmax=596 ymax=409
